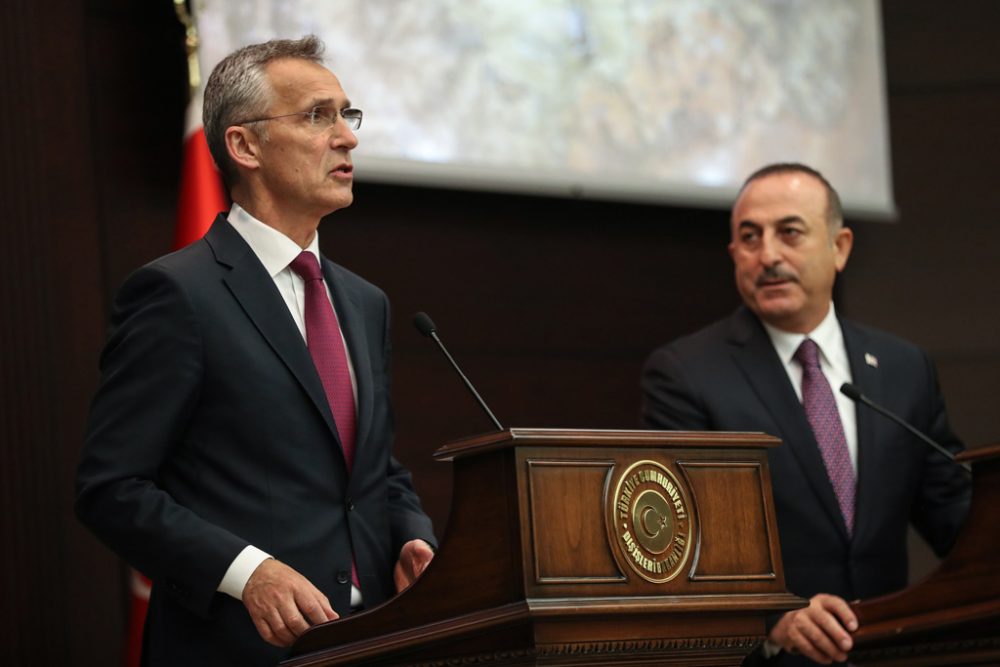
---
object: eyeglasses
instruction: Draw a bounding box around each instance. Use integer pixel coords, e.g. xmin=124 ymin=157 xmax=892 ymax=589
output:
xmin=237 ymin=106 xmax=363 ymax=131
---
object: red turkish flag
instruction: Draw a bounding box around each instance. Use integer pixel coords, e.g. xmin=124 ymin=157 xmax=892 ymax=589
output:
xmin=174 ymin=92 xmax=228 ymax=248
xmin=123 ymin=570 xmax=151 ymax=667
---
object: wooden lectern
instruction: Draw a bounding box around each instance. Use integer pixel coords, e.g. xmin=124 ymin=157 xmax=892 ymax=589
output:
xmin=283 ymin=429 xmax=802 ymax=666
xmin=849 ymin=443 xmax=1000 ymax=666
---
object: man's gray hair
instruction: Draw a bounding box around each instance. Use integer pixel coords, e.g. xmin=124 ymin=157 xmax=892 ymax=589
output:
xmin=203 ymin=35 xmax=325 ymax=188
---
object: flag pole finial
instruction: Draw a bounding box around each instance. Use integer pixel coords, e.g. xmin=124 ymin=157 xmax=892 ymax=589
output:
xmin=174 ymin=0 xmax=201 ymax=97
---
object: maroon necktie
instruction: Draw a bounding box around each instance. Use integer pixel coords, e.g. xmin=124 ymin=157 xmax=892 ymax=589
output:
xmin=794 ymin=339 xmax=856 ymax=535
xmin=289 ymin=251 xmax=357 ymax=469
xmin=290 ymin=251 xmax=361 ymax=589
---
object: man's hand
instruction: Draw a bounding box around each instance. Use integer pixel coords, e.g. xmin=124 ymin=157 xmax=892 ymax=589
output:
xmin=393 ymin=539 xmax=434 ymax=593
xmin=769 ymin=593 xmax=858 ymax=664
xmin=242 ymin=559 xmax=338 ymax=647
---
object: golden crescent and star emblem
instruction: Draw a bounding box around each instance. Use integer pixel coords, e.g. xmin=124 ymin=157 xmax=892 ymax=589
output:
xmin=610 ymin=460 xmax=693 ymax=583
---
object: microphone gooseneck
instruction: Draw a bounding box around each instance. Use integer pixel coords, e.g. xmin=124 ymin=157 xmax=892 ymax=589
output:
xmin=839 ymin=382 xmax=969 ymax=473
xmin=413 ymin=312 xmax=503 ymax=432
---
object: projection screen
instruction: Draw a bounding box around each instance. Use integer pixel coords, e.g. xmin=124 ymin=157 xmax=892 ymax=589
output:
xmin=196 ymin=0 xmax=895 ymax=217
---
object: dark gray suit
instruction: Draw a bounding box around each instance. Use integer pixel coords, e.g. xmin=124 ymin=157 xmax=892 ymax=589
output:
xmin=641 ymin=306 xmax=970 ymax=666
xmin=77 ymin=215 xmax=436 ymax=666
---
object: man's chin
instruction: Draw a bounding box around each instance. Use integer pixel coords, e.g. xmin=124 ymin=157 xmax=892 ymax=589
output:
xmin=749 ymin=298 xmax=803 ymax=327
xmin=321 ymin=192 xmax=354 ymax=215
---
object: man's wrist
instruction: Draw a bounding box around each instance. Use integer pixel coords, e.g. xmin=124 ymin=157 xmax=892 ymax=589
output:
xmin=218 ymin=545 xmax=272 ymax=600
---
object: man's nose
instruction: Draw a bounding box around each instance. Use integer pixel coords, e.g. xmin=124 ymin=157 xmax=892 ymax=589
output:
xmin=759 ymin=232 xmax=781 ymax=266
xmin=332 ymin=124 xmax=359 ymax=150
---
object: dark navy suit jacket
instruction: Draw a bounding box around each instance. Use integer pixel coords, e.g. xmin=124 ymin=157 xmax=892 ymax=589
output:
xmin=641 ymin=306 xmax=970 ymax=667
xmin=77 ymin=215 xmax=436 ymax=666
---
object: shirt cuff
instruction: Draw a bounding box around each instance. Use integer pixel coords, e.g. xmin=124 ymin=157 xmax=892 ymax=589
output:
xmin=761 ymin=638 xmax=782 ymax=659
xmin=218 ymin=545 xmax=272 ymax=600
xmin=350 ymin=584 xmax=363 ymax=608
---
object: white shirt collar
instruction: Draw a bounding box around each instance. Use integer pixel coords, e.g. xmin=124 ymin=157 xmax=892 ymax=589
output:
xmin=227 ymin=203 xmax=321 ymax=276
xmin=761 ymin=303 xmax=848 ymax=375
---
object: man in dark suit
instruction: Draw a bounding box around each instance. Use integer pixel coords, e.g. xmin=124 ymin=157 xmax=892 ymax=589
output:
xmin=76 ymin=36 xmax=436 ymax=666
xmin=641 ymin=163 xmax=970 ymax=666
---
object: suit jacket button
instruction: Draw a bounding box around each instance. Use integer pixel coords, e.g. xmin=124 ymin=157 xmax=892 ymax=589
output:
xmin=336 ymin=570 xmax=350 ymax=584
xmin=346 ymin=498 xmax=355 ymax=511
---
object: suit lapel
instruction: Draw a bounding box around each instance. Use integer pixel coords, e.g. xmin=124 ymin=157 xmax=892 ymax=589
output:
xmin=204 ymin=216 xmax=343 ymax=447
xmin=842 ymin=319 xmax=880 ymax=545
xmin=728 ymin=308 xmax=851 ymax=540
xmin=322 ymin=259 xmax=375 ymax=462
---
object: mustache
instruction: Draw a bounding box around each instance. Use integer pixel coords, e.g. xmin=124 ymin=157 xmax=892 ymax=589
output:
xmin=756 ymin=266 xmax=798 ymax=286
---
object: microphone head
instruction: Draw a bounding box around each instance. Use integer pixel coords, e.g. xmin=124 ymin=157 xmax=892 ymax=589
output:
xmin=839 ymin=382 xmax=863 ymax=401
xmin=413 ymin=312 xmax=437 ymax=337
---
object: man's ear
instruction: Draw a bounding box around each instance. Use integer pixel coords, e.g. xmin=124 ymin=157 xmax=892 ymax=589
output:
xmin=225 ymin=125 xmax=261 ymax=172
xmin=833 ymin=226 xmax=853 ymax=272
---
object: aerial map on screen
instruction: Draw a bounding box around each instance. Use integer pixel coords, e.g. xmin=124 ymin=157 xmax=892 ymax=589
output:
xmin=197 ymin=0 xmax=893 ymax=216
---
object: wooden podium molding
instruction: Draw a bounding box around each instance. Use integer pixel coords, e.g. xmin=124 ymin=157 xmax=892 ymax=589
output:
xmin=283 ymin=429 xmax=802 ymax=666
xmin=849 ymin=443 xmax=1000 ymax=666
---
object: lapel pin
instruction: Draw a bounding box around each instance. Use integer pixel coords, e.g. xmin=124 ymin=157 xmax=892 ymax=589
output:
xmin=865 ymin=353 xmax=879 ymax=368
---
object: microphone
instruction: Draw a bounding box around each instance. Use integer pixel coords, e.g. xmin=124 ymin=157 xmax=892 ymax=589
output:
xmin=839 ymin=383 xmax=970 ymax=472
xmin=413 ymin=312 xmax=504 ymax=432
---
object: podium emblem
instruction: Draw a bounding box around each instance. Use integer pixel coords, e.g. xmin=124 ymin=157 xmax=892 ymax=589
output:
xmin=609 ymin=460 xmax=693 ymax=583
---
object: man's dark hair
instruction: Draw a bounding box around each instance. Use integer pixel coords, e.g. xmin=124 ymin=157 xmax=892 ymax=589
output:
xmin=739 ymin=162 xmax=844 ymax=230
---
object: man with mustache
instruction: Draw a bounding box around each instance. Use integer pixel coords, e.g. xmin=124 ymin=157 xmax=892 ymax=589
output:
xmin=641 ymin=163 xmax=970 ymax=666
xmin=76 ymin=36 xmax=436 ymax=666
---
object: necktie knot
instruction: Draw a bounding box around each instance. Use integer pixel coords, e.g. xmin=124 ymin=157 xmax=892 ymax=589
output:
xmin=794 ymin=338 xmax=822 ymax=370
xmin=289 ymin=251 xmax=323 ymax=283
